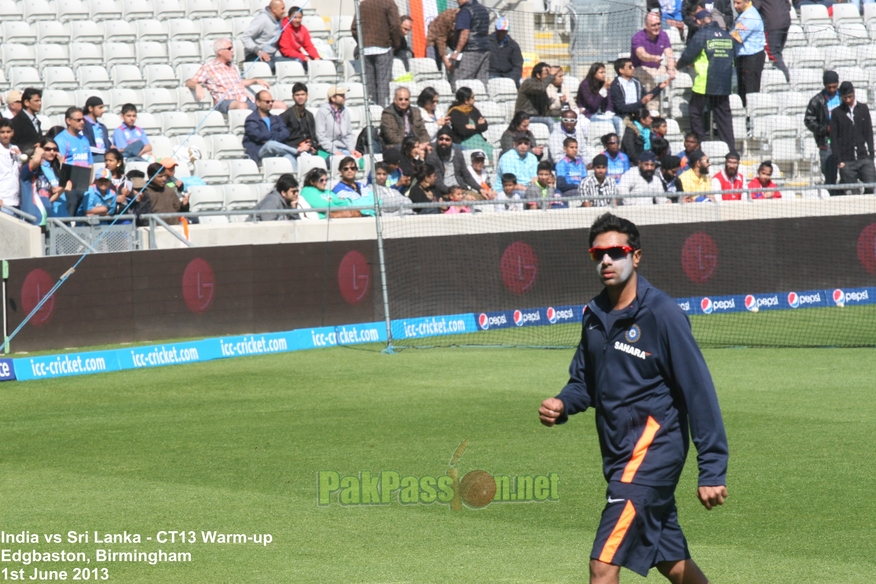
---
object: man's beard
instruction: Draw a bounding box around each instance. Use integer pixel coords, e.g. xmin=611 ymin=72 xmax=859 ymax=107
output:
xmin=639 ymin=168 xmax=655 ymax=181
xmin=437 ymin=143 xmax=452 ymax=158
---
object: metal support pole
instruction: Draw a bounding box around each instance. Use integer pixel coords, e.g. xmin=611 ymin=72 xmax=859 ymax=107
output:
xmin=2 ymin=260 xmax=8 ymax=354
xmin=354 ymin=0 xmax=395 ymax=354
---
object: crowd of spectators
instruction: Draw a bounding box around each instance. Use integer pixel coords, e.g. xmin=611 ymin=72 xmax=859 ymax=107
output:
xmin=2 ymin=0 xmax=873 ymax=227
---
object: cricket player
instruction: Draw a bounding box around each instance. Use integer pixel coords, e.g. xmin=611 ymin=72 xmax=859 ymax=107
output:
xmin=539 ymin=213 xmax=728 ymax=584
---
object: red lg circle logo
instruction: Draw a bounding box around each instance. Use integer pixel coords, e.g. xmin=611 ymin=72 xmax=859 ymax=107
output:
xmin=681 ymin=232 xmax=719 ymax=284
xmin=338 ymin=250 xmax=371 ymax=305
xmin=21 ymin=269 xmax=56 ymax=326
xmin=182 ymin=258 xmax=215 ymax=313
xmin=500 ymin=241 xmax=539 ymax=295
xmin=857 ymin=223 xmax=876 ymax=275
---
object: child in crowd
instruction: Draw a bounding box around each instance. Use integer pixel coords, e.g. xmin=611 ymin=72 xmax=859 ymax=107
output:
xmin=600 ymin=132 xmax=629 ymax=184
xmin=112 ymin=104 xmax=152 ymax=161
xmin=577 ymin=153 xmax=618 ymax=207
xmin=365 ymin=162 xmax=411 ymax=215
xmin=465 ymin=149 xmax=500 ymax=205
xmin=651 ymin=117 xmax=668 ymax=141
xmin=105 ymin=148 xmax=131 ymax=200
xmin=526 ymin=161 xmax=564 ymax=210
xmin=748 ymin=161 xmax=781 ymax=199
xmin=78 ymin=168 xmax=118 ymax=216
xmin=555 ymin=137 xmax=588 ymax=196
xmin=501 ymin=173 xmax=525 ymax=211
xmin=443 ymin=186 xmax=473 ymax=214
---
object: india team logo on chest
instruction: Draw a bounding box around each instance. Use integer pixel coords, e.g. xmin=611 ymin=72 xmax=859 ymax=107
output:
xmin=615 ymin=325 xmax=650 ymax=360
xmin=625 ymin=324 xmax=641 ymax=344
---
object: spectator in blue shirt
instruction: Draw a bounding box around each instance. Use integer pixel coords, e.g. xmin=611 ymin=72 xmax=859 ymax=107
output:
xmin=112 ymin=104 xmax=152 ymax=161
xmin=242 ymin=90 xmax=301 ymax=170
xmin=600 ymin=132 xmax=630 ymax=184
xmin=78 ymin=168 xmax=119 ymax=216
xmin=54 ymin=106 xmax=93 ymax=216
xmin=731 ymin=0 xmax=766 ymax=107
xmin=555 ymin=136 xmax=588 ymax=195
xmin=493 ymin=133 xmax=538 ymax=192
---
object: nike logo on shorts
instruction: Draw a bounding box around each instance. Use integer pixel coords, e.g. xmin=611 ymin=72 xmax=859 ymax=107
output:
xmin=607 ymin=496 xmax=626 ymax=503
xmin=589 ymin=324 xmax=598 ymax=330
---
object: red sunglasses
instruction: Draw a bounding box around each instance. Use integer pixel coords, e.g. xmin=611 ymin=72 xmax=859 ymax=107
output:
xmin=589 ymin=245 xmax=635 ymax=261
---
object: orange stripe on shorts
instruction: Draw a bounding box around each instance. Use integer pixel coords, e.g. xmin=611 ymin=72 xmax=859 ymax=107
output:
xmin=620 ymin=416 xmax=661 ymax=483
xmin=598 ymin=500 xmax=637 ymax=564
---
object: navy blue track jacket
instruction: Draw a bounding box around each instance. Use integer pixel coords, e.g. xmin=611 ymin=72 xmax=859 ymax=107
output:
xmin=556 ymin=276 xmax=728 ymax=488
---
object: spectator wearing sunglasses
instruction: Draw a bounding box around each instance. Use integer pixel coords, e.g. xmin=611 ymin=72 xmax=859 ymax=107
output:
xmin=379 ymin=87 xmax=431 ymax=152
xmin=243 ymin=90 xmax=301 ymax=171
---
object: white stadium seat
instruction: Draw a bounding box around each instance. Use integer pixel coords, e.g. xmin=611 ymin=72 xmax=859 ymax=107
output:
xmin=302 ymin=16 xmax=329 ymax=41
xmin=307 ymin=61 xmax=339 ymax=84
xmin=44 ymin=67 xmax=78 ymax=90
xmin=193 ymin=161 xmax=230 ymax=185
xmin=262 ymin=157 xmax=294 ymax=183
xmin=190 ymin=110 xmax=227 ymax=136
xmin=74 ymin=89 xmax=107 ymax=109
xmin=69 ymin=21 xmax=104 ymax=44
xmin=9 ymin=67 xmax=44 ymax=90
xmin=77 ymin=65 xmax=112 ymax=89
xmin=56 ymin=0 xmax=90 ymax=22
xmin=208 ymin=134 xmax=245 ymax=159
xmin=168 ymin=41 xmax=202 ymax=67
xmin=411 ymin=58 xmax=443 ymax=82
xmin=167 ymin=18 xmax=200 ymax=42
xmin=0 ymin=0 xmax=23 ymax=21
xmin=276 ymin=61 xmax=307 ymax=84
xmin=41 ymin=90 xmax=77 ymax=116
xmin=227 ymin=108 xmax=250 ymax=136
xmin=186 ymin=0 xmax=218 ymax=20
xmin=198 ymin=18 xmax=233 ymax=41
xmin=123 ymin=0 xmax=156 ymax=21
xmin=3 ymin=22 xmax=38 ymax=44
xmin=149 ymin=135 xmax=175 ymax=159
xmin=36 ymin=44 xmax=69 ymax=69
xmin=227 ymin=159 xmax=261 ymax=184
xmin=2 ymin=44 xmax=36 ymax=69
xmin=143 ymin=88 xmax=179 ymax=113
xmin=104 ymin=42 xmax=138 ymax=68
xmin=187 ymin=185 xmax=225 ymax=210
xmin=136 ymin=19 xmax=169 ymax=42
xmin=160 ymin=110 xmax=195 ymax=135
xmin=104 ymin=20 xmax=138 ymax=43
xmin=144 ymin=64 xmax=178 ymax=88
xmin=24 ymin=0 xmax=57 ymax=23
xmin=133 ymin=112 xmax=162 ymax=135
xmin=153 ymin=0 xmax=185 ymax=21
xmin=37 ymin=21 xmax=71 ymax=44
xmin=176 ymin=87 xmax=210 ymax=112
xmin=90 ymin=0 xmax=123 ymax=21
xmin=108 ymin=88 xmax=144 ymax=111
xmin=220 ymin=0 xmax=251 ymax=19
xmin=111 ymin=65 xmax=147 ymax=89
xmin=488 ymin=77 xmax=518 ymax=104
xmin=135 ymin=41 xmax=169 ymax=66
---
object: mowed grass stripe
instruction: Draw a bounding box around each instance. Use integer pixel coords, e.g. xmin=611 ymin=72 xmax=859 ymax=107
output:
xmin=1 ymin=347 xmax=874 ymax=582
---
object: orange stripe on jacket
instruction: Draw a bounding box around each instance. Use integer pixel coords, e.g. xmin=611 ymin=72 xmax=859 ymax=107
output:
xmin=621 ymin=416 xmax=661 ymax=483
xmin=598 ymin=500 xmax=637 ymax=564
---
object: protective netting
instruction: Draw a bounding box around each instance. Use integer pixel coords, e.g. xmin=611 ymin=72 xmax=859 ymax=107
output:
xmin=378 ymin=193 xmax=876 ymax=348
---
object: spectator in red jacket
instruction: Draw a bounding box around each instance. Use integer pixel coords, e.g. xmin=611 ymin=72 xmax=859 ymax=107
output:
xmin=278 ymin=6 xmax=321 ymax=72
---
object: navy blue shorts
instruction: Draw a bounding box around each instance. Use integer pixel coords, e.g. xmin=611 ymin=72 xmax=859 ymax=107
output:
xmin=590 ymin=482 xmax=690 ymax=577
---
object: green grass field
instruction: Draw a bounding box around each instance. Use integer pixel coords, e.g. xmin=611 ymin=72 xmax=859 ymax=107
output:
xmin=2 ymin=346 xmax=875 ymax=583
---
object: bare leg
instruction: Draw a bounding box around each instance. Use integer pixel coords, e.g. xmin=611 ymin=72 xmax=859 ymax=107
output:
xmin=656 ymin=559 xmax=710 ymax=584
xmin=590 ymin=559 xmax=620 ymax=584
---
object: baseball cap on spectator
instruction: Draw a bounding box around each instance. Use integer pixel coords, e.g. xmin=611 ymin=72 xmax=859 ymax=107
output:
xmin=327 ymin=86 xmax=348 ymax=99
xmin=839 ymin=81 xmax=855 ymax=96
xmin=513 ymin=132 xmax=531 ymax=144
xmin=382 ymin=148 xmax=402 ymax=165
xmin=592 ymin=154 xmax=608 ymax=167
xmin=823 ymin=71 xmax=839 ymax=85
xmin=5 ymin=90 xmax=21 ymax=105
xmin=661 ymin=155 xmax=681 ymax=169
xmin=638 ymin=151 xmax=656 ymax=163
xmin=160 ymin=158 xmax=178 ymax=169
xmin=495 ymin=17 xmax=509 ymax=31
xmin=94 ymin=168 xmax=112 ymax=181
xmin=470 ymin=149 xmax=486 ymax=161
xmin=688 ymin=149 xmax=706 ymax=167
xmin=694 ymin=9 xmax=711 ymax=19
xmin=131 ymin=177 xmax=147 ymax=190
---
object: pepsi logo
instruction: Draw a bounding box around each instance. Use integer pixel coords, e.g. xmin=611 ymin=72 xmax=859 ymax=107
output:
xmin=833 ymin=289 xmax=844 ymax=304
xmin=788 ymin=292 xmax=799 ymax=308
xmin=513 ymin=310 xmax=523 ymax=326
xmin=547 ymin=307 xmax=557 ymax=324
xmin=744 ymin=294 xmax=756 ymax=311
xmin=478 ymin=313 xmax=489 ymax=330
xmin=701 ymin=297 xmax=713 ymax=314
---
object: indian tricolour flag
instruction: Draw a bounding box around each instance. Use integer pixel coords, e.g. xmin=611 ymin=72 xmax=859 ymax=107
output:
xmin=409 ymin=0 xmax=448 ymax=58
